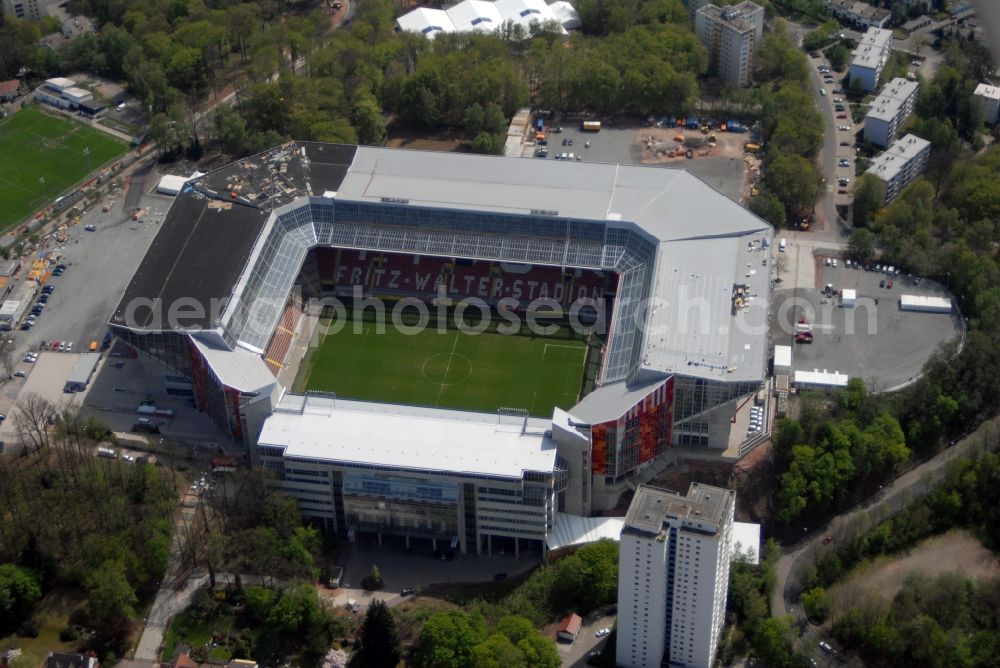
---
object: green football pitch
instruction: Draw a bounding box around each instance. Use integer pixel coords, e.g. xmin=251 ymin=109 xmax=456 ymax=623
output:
xmin=0 ymin=106 xmax=129 ymax=229
xmin=296 ymin=322 xmax=588 ymax=417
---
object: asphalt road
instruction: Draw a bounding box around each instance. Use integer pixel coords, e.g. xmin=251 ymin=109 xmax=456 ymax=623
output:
xmin=771 ymin=418 xmax=1000 ymax=658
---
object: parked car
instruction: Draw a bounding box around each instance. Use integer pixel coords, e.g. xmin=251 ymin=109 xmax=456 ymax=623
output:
xmin=14 ymin=371 xmax=26 ymax=377
xmin=879 ymin=279 xmax=886 ymax=288
xmin=838 ymin=125 xmax=851 ymax=131
xmin=84 ymin=224 xmax=96 ymax=232
xmin=836 ymin=113 xmax=847 ymax=119
xmin=494 ymin=572 xmax=507 ymax=581
xmin=595 ymin=628 xmax=610 ymax=638
xmin=400 ymin=588 xmax=416 ymax=597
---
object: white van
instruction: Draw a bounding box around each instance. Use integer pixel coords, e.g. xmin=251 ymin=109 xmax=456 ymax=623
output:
xmin=779 ymin=238 xmax=787 ymax=252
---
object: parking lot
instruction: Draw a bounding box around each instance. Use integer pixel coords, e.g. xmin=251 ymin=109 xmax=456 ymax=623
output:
xmin=527 ymin=122 xmax=746 ymax=202
xmin=771 ymin=261 xmax=964 ymax=392
xmin=0 ymin=167 xmax=171 ymax=425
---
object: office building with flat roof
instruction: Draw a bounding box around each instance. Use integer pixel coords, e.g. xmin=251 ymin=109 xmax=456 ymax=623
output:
xmin=867 ymin=133 xmax=931 ymax=203
xmin=617 ymin=483 xmax=736 ymax=668
xmin=695 ymin=2 xmax=764 ymax=88
xmin=864 ymin=77 xmax=920 ymax=147
xmin=849 ymin=27 xmax=893 ymax=92
xmin=826 ymin=0 xmax=890 ymax=29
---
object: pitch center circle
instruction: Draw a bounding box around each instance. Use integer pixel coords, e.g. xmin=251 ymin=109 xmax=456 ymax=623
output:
xmin=422 ymin=353 xmax=472 ymax=385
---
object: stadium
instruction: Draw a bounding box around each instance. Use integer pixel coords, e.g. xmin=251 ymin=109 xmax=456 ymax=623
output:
xmin=110 ymin=142 xmax=772 ymax=556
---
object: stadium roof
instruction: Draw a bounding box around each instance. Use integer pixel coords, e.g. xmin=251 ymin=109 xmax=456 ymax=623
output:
xmin=192 ymin=336 xmax=277 ymax=393
xmin=338 ymin=147 xmax=768 ymax=242
xmin=570 ymin=376 xmax=668 ymax=424
xmin=112 ymin=141 xmax=771 ymax=389
xmin=641 ymin=233 xmax=770 ymax=382
xmin=259 ymin=393 xmax=558 ymax=479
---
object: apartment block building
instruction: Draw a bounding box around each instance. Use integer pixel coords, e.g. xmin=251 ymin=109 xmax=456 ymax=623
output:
xmin=849 ymin=27 xmax=893 ymax=92
xmin=2 ymin=0 xmax=42 ymax=20
xmin=973 ymin=82 xmax=1000 ymax=126
xmin=617 ymin=483 xmax=736 ymax=668
xmin=694 ymin=2 xmax=764 ymax=88
xmin=867 ymin=134 xmax=931 ymax=204
xmin=864 ymin=77 xmax=920 ymax=148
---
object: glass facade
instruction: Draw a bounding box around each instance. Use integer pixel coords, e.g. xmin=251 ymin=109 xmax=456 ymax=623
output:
xmin=221 ymin=197 xmax=657 ymax=385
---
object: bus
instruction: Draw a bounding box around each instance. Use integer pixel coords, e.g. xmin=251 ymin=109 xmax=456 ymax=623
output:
xmin=581 ymin=120 xmax=601 ymax=132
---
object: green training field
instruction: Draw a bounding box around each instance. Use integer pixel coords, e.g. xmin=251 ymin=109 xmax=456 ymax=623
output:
xmin=297 ymin=322 xmax=588 ymax=417
xmin=0 ymin=106 xmax=129 ymax=229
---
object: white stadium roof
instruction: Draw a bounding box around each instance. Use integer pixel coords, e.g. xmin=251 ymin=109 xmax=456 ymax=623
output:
xmin=259 ymin=393 xmax=558 ymax=479
xmin=396 ymin=0 xmax=576 ymax=38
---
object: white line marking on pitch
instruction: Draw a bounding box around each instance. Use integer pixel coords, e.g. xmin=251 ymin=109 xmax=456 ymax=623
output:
xmin=435 ymin=333 xmax=461 ymax=406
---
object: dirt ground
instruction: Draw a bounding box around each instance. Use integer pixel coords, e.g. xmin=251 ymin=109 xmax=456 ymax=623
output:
xmin=386 ymin=129 xmax=467 ymax=152
xmin=637 ymin=447 xmax=776 ymax=526
xmin=827 ymin=530 xmax=1000 ymax=617
xmin=638 ymin=126 xmax=747 ymax=164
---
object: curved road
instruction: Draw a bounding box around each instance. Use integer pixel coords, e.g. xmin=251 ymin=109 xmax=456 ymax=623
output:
xmin=771 ymin=419 xmax=1000 ymax=645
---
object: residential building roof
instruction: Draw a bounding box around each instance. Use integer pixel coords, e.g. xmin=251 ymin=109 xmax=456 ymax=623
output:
xmin=0 ymin=80 xmax=19 ymax=95
xmin=974 ymin=82 xmax=1000 ymax=100
xmin=865 ymin=78 xmax=919 ymax=123
xmin=867 ymin=133 xmax=930 ymax=182
xmin=623 ymin=483 xmax=734 ymax=538
xmin=828 ymin=0 xmax=890 ymax=22
xmin=851 ymin=27 xmax=893 ymax=70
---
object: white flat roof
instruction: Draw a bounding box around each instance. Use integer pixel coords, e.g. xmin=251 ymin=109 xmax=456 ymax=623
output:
xmin=866 ymin=78 xmax=918 ymax=123
xmin=974 ymin=82 xmax=1000 ymax=101
xmin=867 ymin=134 xmax=930 ymax=182
xmin=642 ymin=231 xmax=771 ymax=382
xmin=899 ymin=294 xmax=951 ymax=309
xmin=794 ymin=369 xmax=850 ymax=387
xmin=842 ymin=288 xmax=857 ymax=300
xmin=192 ymin=337 xmax=276 ymax=393
xmin=774 ymin=345 xmax=791 ymax=369
xmin=63 ymin=87 xmax=92 ymax=100
xmin=547 ymin=513 xmax=625 ymax=551
xmin=733 ymin=521 xmax=761 ymax=564
xmin=851 ymin=27 xmax=892 ymax=71
xmin=259 ymin=393 xmax=557 ymax=479
xmin=45 ymin=77 xmax=76 ymax=90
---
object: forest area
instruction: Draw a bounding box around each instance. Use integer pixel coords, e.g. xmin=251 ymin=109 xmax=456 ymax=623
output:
xmin=0 ymin=393 xmax=325 ymax=663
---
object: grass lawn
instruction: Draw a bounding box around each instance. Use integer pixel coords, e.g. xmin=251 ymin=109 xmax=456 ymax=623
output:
xmin=0 ymin=589 xmax=86 ymax=661
xmin=0 ymin=106 xmax=129 ymax=229
xmin=296 ymin=319 xmax=587 ymax=417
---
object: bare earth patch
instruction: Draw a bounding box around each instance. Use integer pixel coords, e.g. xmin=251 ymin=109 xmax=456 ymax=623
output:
xmin=828 ymin=530 xmax=1000 ymax=617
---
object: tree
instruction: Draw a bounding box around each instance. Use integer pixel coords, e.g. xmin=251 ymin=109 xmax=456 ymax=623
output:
xmin=85 ymin=560 xmax=138 ymax=629
xmin=848 ymin=228 xmax=876 ymax=263
xmin=827 ymin=44 xmax=850 ymax=71
xmin=356 ymin=600 xmax=401 ymax=668
xmin=414 ymin=610 xmax=487 ymax=668
xmin=749 ymin=194 xmax=786 ymax=228
xmin=471 ymin=131 xmax=496 ymax=155
xmin=551 ymin=540 xmax=618 ymax=612
xmin=801 ymin=586 xmax=830 ymax=623
xmin=0 ymin=564 xmax=41 ymax=628
xmin=352 ymin=92 xmax=386 ymax=145
xmin=852 ymin=174 xmax=884 ymax=227
xmin=765 ymin=154 xmax=821 ymax=217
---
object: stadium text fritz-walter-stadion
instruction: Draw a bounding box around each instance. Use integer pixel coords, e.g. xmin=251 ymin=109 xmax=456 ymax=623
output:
xmin=111 ymin=142 xmax=772 ymax=556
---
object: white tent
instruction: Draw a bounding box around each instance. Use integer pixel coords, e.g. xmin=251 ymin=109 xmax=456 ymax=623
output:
xmin=395 ymin=7 xmax=455 ymax=37
xmin=549 ymin=0 xmax=581 ymax=29
xmin=773 ymin=345 xmax=791 ymax=373
xmin=446 ymin=0 xmax=503 ymax=33
xmin=841 ymin=288 xmax=856 ymax=307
